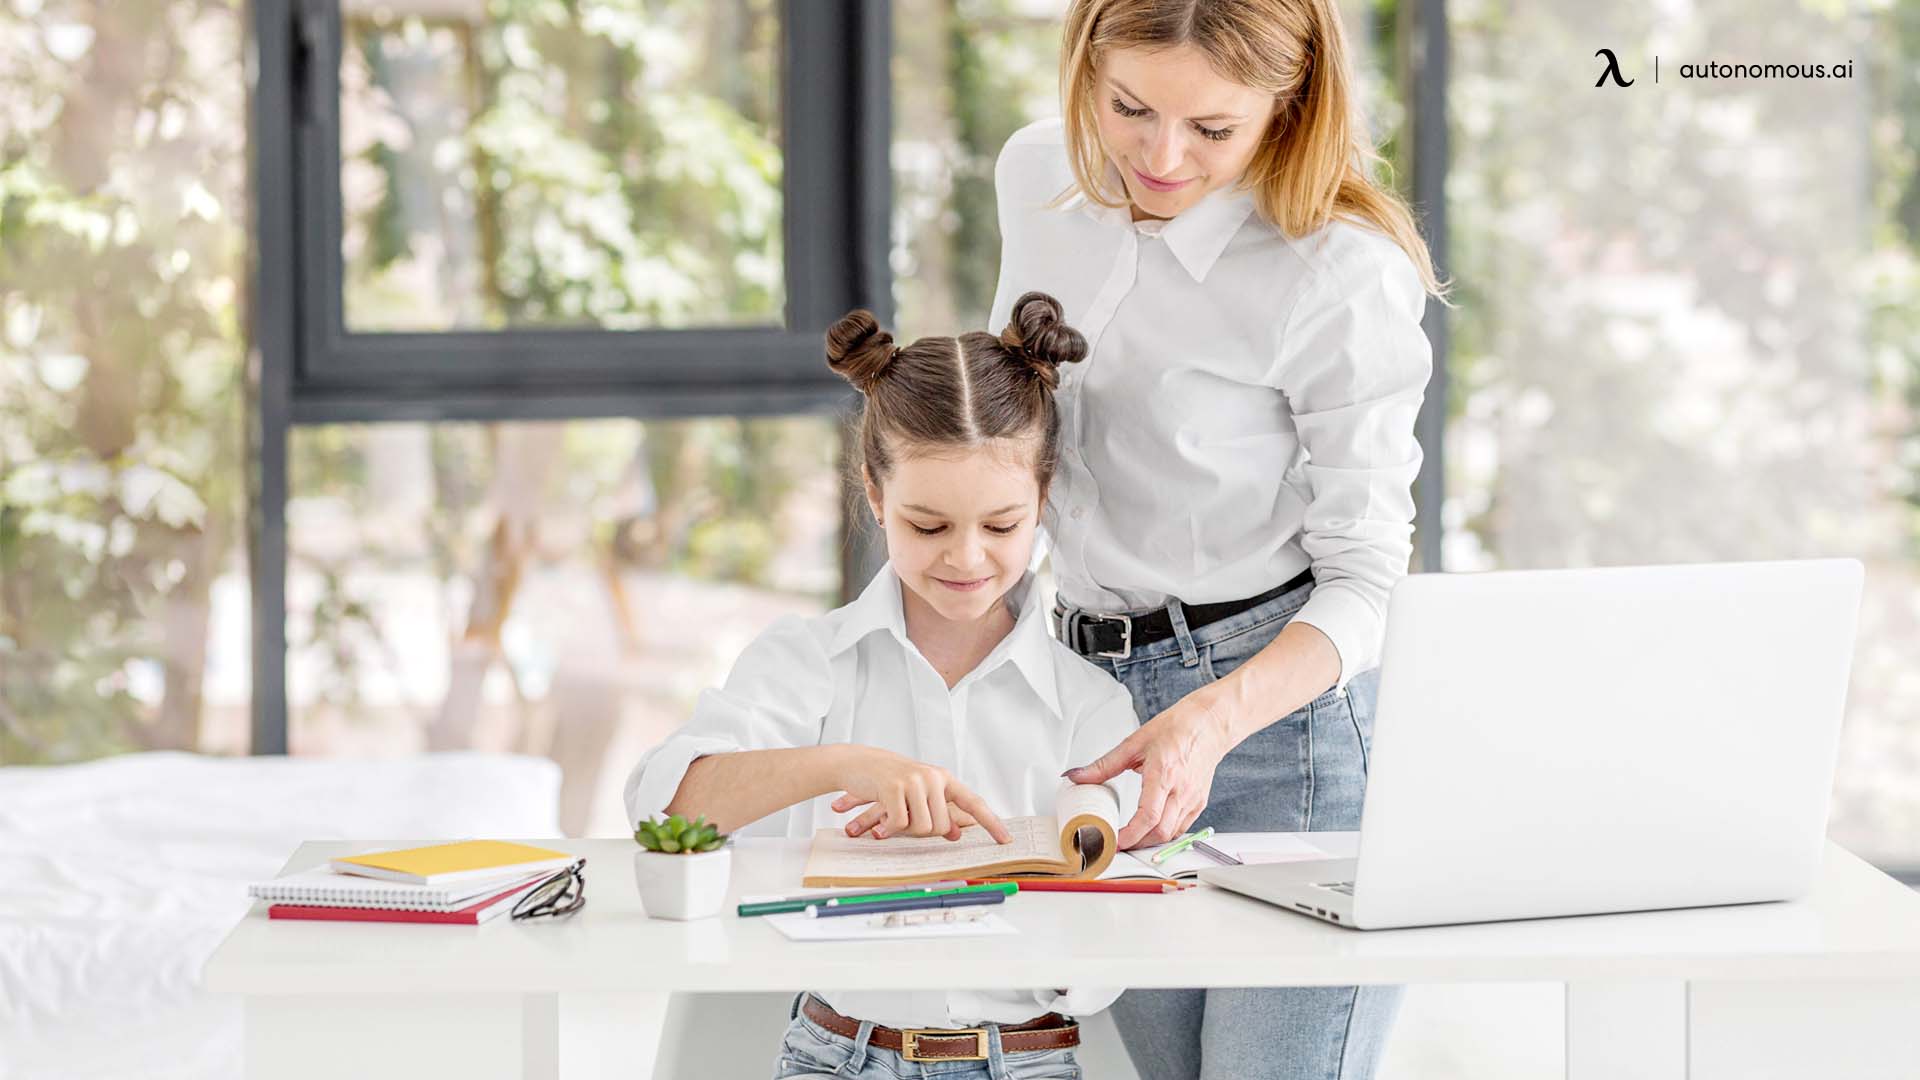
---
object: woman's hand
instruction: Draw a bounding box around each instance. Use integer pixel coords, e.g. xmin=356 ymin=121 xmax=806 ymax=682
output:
xmin=828 ymin=746 xmax=1014 ymax=844
xmin=1064 ymin=690 xmax=1237 ymax=849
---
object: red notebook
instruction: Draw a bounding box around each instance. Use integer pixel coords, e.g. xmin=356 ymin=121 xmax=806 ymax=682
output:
xmin=269 ymin=877 xmax=541 ymax=925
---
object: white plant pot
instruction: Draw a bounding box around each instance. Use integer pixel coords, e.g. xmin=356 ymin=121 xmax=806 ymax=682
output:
xmin=632 ymin=844 xmax=732 ymax=920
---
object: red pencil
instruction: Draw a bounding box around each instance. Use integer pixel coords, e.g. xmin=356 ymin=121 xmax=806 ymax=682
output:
xmin=964 ymin=878 xmax=1184 ymax=894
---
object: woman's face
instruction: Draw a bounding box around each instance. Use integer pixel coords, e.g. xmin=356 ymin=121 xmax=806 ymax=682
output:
xmin=1093 ymin=44 xmax=1278 ymax=221
xmin=866 ymin=440 xmax=1043 ymax=627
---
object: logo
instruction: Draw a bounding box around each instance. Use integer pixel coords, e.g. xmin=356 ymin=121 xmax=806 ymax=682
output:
xmin=1594 ymin=48 xmax=1634 ymax=87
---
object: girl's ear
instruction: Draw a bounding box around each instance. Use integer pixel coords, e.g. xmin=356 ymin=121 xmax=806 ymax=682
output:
xmin=863 ymin=467 xmax=885 ymax=526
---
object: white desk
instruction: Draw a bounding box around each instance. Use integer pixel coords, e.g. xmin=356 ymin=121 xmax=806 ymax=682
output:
xmin=204 ymin=836 xmax=1920 ymax=1080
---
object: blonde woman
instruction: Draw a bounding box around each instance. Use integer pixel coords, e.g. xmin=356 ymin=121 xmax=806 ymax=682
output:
xmin=989 ymin=1 xmax=1448 ymax=1076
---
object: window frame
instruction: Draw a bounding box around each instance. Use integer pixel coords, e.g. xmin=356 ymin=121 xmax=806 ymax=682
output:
xmin=249 ymin=0 xmax=893 ymax=751
xmin=287 ymin=0 xmax=885 ymax=418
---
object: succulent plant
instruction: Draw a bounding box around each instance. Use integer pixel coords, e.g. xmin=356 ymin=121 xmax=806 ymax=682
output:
xmin=634 ymin=813 xmax=728 ymax=854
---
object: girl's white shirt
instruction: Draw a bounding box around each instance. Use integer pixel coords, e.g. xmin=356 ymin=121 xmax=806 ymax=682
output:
xmin=989 ymin=118 xmax=1432 ymax=689
xmin=624 ymin=563 xmax=1143 ymax=1028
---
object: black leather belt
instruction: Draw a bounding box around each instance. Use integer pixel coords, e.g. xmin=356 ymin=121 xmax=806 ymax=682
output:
xmin=1051 ymin=568 xmax=1315 ymax=661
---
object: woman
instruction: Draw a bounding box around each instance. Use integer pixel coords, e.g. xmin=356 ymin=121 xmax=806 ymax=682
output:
xmin=988 ymin=1 xmax=1448 ymax=1077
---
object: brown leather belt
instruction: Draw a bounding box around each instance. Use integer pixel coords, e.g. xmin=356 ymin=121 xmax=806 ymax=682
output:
xmin=801 ymin=995 xmax=1079 ymax=1062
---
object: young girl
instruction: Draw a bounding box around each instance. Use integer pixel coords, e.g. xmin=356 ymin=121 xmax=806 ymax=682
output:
xmin=624 ymin=292 xmax=1142 ymax=1080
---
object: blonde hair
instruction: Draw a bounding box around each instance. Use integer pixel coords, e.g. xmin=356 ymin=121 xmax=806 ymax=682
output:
xmin=1059 ymin=0 xmax=1451 ymax=302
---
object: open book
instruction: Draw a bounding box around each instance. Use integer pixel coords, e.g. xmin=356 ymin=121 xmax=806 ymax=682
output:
xmin=801 ymin=781 xmax=1123 ymax=887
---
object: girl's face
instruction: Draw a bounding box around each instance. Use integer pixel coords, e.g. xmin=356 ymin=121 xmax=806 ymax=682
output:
xmin=1093 ymin=44 xmax=1278 ymax=221
xmin=866 ymin=441 xmax=1044 ymax=627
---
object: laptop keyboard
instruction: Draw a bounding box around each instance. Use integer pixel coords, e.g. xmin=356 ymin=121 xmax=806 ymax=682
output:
xmin=1316 ymin=881 xmax=1355 ymax=895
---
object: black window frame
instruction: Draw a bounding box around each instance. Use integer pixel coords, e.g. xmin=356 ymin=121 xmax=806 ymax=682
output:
xmin=249 ymin=0 xmax=893 ymax=752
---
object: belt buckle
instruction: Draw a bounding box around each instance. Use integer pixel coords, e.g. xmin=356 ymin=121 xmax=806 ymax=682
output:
xmin=1088 ymin=612 xmax=1132 ymax=660
xmin=901 ymin=1027 xmax=988 ymax=1062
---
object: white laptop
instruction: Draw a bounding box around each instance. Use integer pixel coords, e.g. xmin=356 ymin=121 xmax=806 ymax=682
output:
xmin=1200 ymin=559 xmax=1863 ymax=930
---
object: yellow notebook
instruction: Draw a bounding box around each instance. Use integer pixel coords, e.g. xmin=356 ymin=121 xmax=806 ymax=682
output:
xmin=331 ymin=840 xmax=573 ymax=886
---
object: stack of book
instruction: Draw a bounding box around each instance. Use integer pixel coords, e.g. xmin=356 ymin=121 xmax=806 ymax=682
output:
xmin=248 ymin=840 xmax=573 ymax=925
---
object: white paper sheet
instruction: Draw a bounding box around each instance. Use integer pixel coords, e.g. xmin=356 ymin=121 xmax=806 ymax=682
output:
xmin=1113 ymin=832 xmax=1336 ymax=881
xmin=764 ymin=909 xmax=1019 ymax=942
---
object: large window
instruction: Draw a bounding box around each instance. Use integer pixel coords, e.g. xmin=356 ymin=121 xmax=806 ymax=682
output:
xmin=249 ymin=0 xmax=892 ymax=767
xmin=1446 ymin=0 xmax=1920 ymax=870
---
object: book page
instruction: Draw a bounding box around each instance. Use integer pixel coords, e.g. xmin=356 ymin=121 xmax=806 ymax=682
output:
xmin=1052 ymin=779 xmax=1122 ymax=831
xmin=1097 ymin=854 xmax=1172 ymax=881
xmin=1053 ymin=780 xmax=1123 ymax=876
xmin=804 ymin=815 xmax=1060 ymax=881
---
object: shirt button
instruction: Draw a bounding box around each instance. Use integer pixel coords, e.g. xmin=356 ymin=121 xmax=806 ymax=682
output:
xmin=1070 ymin=506 xmax=1086 ymax=520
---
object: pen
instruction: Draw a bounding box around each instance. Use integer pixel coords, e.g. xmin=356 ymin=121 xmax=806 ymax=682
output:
xmin=810 ymin=890 xmax=1008 ymax=919
xmin=965 ymin=878 xmax=1182 ymax=894
xmin=736 ymin=880 xmax=985 ymax=917
xmin=1150 ymin=826 xmax=1214 ymax=865
xmin=1193 ymin=839 xmax=1241 ymax=866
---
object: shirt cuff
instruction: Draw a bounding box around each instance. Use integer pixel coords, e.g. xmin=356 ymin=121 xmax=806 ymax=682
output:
xmin=622 ymin=735 xmax=740 ymax=828
xmin=1288 ymin=583 xmax=1382 ymax=693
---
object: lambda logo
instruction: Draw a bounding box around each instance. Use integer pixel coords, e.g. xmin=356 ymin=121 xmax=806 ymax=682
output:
xmin=1594 ymin=48 xmax=1634 ymax=87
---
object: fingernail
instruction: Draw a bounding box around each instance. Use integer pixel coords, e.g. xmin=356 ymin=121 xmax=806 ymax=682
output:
xmin=1060 ymin=768 xmax=1078 ymax=777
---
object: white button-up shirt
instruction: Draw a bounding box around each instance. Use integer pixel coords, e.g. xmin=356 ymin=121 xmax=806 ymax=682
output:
xmin=625 ymin=564 xmax=1142 ymax=1029
xmin=989 ymin=119 xmax=1432 ymax=688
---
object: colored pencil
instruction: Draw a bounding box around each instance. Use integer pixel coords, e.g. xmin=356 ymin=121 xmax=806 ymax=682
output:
xmin=809 ymin=891 xmax=1008 ymax=919
xmin=736 ymin=880 xmax=983 ymax=917
xmin=964 ymin=878 xmax=1184 ymax=894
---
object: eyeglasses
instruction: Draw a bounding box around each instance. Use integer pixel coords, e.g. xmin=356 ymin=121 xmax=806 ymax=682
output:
xmin=511 ymin=859 xmax=587 ymax=921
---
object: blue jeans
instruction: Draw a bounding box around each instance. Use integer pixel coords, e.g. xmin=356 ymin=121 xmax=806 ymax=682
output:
xmin=772 ymin=994 xmax=1084 ymax=1079
xmin=1075 ymin=578 xmax=1402 ymax=1080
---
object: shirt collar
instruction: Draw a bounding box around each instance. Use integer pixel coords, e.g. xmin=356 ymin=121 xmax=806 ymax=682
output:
xmin=1066 ymin=164 xmax=1257 ymax=284
xmin=829 ymin=564 xmax=1064 ymax=721
xmin=1156 ymin=185 xmax=1258 ymax=283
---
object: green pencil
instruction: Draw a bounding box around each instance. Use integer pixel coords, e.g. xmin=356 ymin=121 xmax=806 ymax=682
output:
xmin=736 ymin=881 xmax=1016 ymax=918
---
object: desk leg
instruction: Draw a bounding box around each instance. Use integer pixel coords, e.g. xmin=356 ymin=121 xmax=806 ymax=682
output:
xmin=1565 ymin=980 xmax=1687 ymax=1080
xmin=524 ymin=991 xmax=671 ymax=1080
xmin=243 ymin=991 xmax=669 ymax=1080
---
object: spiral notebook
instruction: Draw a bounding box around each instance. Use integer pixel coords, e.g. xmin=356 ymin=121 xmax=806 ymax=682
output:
xmin=269 ymin=877 xmax=543 ymax=925
xmin=248 ymin=867 xmax=550 ymax=911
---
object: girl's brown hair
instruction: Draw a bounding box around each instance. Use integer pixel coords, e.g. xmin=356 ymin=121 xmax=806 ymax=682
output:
xmin=825 ymin=292 xmax=1088 ymax=491
xmin=1059 ymin=0 xmax=1451 ymax=302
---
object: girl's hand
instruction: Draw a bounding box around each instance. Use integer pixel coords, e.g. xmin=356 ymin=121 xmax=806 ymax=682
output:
xmin=1063 ymin=691 xmax=1236 ymax=849
xmin=828 ymin=747 xmax=1014 ymax=844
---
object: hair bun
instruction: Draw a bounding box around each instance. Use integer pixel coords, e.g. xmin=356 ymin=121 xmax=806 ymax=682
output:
xmin=1001 ymin=291 xmax=1088 ymax=389
xmin=825 ymin=309 xmax=897 ymax=392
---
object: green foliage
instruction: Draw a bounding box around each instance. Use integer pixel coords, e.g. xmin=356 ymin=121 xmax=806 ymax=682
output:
xmin=0 ymin=0 xmax=246 ymax=763
xmin=634 ymin=813 xmax=727 ymax=854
